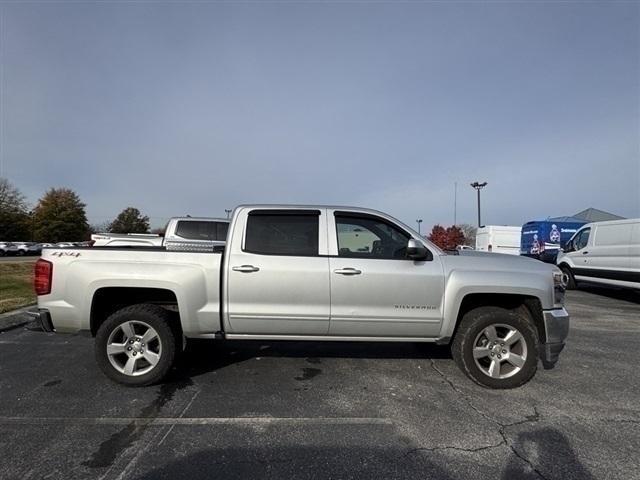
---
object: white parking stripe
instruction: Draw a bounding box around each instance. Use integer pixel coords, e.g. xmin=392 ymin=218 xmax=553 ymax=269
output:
xmin=0 ymin=416 xmax=394 ymax=426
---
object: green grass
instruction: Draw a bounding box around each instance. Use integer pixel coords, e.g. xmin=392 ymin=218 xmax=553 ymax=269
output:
xmin=0 ymin=261 xmax=36 ymax=314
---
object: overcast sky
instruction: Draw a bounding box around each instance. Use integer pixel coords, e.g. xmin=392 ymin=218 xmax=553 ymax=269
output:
xmin=1 ymin=1 xmax=638 ymax=230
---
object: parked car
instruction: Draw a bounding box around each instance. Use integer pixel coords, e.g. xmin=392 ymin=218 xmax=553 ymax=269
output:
xmin=55 ymin=242 xmax=77 ymax=248
xmin=557 ymin=218 xmax=640 ymax=290
xmin=32 ymin=205 xmax=569 ymax=389
xmin=475 ymin=226 xmax=521 ymax=255
xmin=14 ymin=242 xmax=41 ymax=256
xmin=0 ymin=242 xmax=19 ymax=256
xmin=91 ymin=217 xmax=229 ymax=251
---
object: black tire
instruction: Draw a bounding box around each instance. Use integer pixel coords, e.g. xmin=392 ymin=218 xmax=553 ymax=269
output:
xmin=95 ymin=304 xmax=177 ymax=387
xmin=559 ymin=265 xmax=577 ymax=290
xmin=451 ymin=306 xmax=539 ymax=389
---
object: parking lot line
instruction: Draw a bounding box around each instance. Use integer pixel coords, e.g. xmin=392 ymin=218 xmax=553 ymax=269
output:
xmin=0 ymin=416 xmax=395 ymax=426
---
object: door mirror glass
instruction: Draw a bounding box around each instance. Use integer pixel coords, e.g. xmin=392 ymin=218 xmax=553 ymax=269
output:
xmin=407 ymin=238 xmax=428 ymax=260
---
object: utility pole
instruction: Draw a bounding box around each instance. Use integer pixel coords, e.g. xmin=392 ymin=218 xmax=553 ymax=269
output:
xmin=225 ymin=209 xmax=232 ymax=219
xmin=470 ymin=181 xmax=487 ymax=227
xmin=416 ymin=219 xmax=423 ymax=235
xmin=454 ymin=182 xmax=457 ymax=226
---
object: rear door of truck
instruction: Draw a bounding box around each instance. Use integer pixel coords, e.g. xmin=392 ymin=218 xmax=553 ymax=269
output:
xmin=223 ymin=208 xmax=330 ymax=335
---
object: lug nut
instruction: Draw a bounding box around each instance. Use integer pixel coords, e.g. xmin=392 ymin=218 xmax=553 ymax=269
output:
xmin=502 ymin=350 xmax=507 ymax=354
xmin=132 ymin=352 xmax=137 ymax=356
xmin=501 ymin=343 xmax=505 ymax=346
xmin=497 ymin=354 xmax=502 ymax=359
xmin=491 ymin=352 xmax=495 ymax=357
xmin=127 ymin=347 xmax=132 ymax=351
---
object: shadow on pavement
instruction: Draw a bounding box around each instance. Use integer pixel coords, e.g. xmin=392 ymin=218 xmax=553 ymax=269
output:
xmin=502 ymin=427 xmax=595 ymax=480
xmin=576 ymin=284 xmax=640 ymax=304
xmin=128 ymin=426 xmax=594 ymax=479
xmin=131 ymin=445 xmax=455 ymax=480
xmin=170 ymin=340 xmax=451 ymax=381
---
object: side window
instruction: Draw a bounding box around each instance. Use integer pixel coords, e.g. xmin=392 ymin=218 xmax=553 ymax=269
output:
xmin=175 ymin=221 xmax=217 ymax=241
xmin=335 ymin=214 xmax=409 ymax=259
xmin=574 ymin=228 xmax=590 ymax=250
xmin=245 ymin=212 xmax=319 ymax=256
xmin=216 ymin=222 xmax=229 ymax=241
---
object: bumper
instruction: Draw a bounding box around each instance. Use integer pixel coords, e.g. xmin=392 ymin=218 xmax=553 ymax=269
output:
xmin=540 ymin=308 xmax=570 ymax=369
xmin=27 ymin=309 xmax=55 ymax=332
xmin=540 ymin=308 xmax=569 ymax=368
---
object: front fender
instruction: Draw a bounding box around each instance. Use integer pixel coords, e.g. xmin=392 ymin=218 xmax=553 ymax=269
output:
xmin=440 ymin=269 xmax=553 ymax=340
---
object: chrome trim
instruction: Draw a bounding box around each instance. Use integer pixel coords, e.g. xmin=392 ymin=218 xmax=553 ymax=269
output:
xmin=27 ymin=309 xmax=55 ymax=332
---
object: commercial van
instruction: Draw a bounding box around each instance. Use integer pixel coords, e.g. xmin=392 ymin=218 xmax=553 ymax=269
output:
xmin=520 ymin=219 xmax=586 ymax=264
xmin=475 ymin=226 xmax=521 ymax=255
xmin=556 ymin=218 xmax=640 ymax=290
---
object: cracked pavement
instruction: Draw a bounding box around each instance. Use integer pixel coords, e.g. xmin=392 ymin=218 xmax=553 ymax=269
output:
xmin=0 ymin=286 xmax=638 ymax=479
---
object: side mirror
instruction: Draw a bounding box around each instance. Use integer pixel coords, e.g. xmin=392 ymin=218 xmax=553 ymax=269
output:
xmin=407 ymin=238 xmax=429 ymax=260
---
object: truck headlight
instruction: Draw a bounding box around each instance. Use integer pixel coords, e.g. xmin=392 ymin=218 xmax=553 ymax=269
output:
xmin=553 ymin=270 xmax=567 ymax=305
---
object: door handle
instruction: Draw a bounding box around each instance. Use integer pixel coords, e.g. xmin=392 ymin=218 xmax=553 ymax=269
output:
xmin=334 ymin=268 xmax=362 ymax=275
xmin=582 ymin=251 xmax=589 ymax=255
xmin=232 ymin=265 xmax=260 ymax=273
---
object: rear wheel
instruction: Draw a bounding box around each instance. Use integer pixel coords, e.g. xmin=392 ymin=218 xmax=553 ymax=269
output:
xmin=451 ymin=306 xmax=539 ymax=389
xmin=559 ymin=265 xmax=577 ymax=290
xmin=95 ymin=304 xmax=177 ymax=387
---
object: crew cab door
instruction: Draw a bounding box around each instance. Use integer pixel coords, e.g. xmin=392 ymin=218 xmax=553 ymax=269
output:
xmin=224 ymin=208 xmax=330 ymax=335
xmin=328 ymin=210 xmax=444 ymax=337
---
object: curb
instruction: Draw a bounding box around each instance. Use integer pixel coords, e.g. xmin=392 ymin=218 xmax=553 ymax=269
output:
xmin=0 ymin=305 xmax=36 ymax=332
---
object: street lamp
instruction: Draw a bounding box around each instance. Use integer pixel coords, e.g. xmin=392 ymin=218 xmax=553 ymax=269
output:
xmin=416 ymin=219 xmax=423 ymax=235
xmin=225 ymin=209 xmax=232 ymax=219
xmin=470 ymin=181 xmax=488 ymax=228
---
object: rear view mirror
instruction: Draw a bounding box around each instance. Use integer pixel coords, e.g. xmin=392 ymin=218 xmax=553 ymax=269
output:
xmin=407 ymin=238 xmax=429 ymax=260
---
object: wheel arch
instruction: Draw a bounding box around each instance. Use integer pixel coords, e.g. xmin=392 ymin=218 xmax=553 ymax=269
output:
xmin=446 ymin=292 xmax=545 ymax=345
xmin=90 ymin=287 xmax=180 ymax=336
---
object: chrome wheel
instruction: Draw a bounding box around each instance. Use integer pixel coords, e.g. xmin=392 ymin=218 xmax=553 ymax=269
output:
xmin=106 ymin=320 xmax=162 ymax=377
xmin=472 ymin=323 xmax=528 ymax=379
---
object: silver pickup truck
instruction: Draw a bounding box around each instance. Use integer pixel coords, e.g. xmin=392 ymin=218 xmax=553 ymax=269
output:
xmin=33 ymin=205 xmax=570 ymax=389
xmin=91 ymin=216 xmax=229 ymax=250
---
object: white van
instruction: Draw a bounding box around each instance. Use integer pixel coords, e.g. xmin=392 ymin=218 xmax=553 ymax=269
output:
xmin=556 ymin=218 xmax=640 ymax=290
xmin=475 ymin=226 xmax=522 ymax=255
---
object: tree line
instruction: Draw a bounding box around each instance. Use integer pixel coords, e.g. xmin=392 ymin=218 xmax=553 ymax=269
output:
xmin=0 ymin=178 xmax=151 ymax=242
xmin=1 ymin=177 xmax=477 ymax=247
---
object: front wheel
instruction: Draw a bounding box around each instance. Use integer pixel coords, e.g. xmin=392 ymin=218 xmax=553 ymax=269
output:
xmin=95 ymin=304 xmax=177 ymax=386
xmin=559 ymin=265 xmax=577 ymax=290
xmin=451 ymin=306 xmax=539 ymax=389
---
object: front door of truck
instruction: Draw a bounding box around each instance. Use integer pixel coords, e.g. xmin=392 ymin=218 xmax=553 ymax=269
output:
xmin=328 ymin=211 xmax=444 ymax=337
xmin=225 ymin=209 xmax=330 ymax=335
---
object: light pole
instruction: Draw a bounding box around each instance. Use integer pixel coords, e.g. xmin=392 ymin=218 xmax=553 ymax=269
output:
xmin=470 ymin=181 xmax=487 ymax=227
xmin=225 ymin=209 xmax=232 ymax=219
xmin=416 ymin=219 xmax=423 ymax=235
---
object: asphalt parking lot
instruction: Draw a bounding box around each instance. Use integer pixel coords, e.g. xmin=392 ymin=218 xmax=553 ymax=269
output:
xmin=0 ymin=288 xmax=638 ymax=480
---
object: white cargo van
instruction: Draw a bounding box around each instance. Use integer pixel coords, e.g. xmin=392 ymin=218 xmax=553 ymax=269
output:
xmin=556 ymin=218 xmax=640 ymax=290
xmin=475 ymin=226 xmax=522 ymax=255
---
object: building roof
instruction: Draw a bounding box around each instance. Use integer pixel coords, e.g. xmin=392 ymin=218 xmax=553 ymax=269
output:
xmin=572 ymin=208 xmax=625 ymax=222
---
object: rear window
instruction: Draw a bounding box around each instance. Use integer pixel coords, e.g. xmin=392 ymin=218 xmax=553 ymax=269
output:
xmin=244 ymin=211 xmax=319 ymax=256
xmin=175 ymin=221 xmax=228 ymax=241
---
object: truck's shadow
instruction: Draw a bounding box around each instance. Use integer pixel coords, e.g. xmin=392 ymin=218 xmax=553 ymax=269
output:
xmin=170 ymin=340 xmax=451 ymax=381
xmin=575 ymin=284 xmax=640 ymax=304
xmin=128 ymin=426 xmax=594 ymax=480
